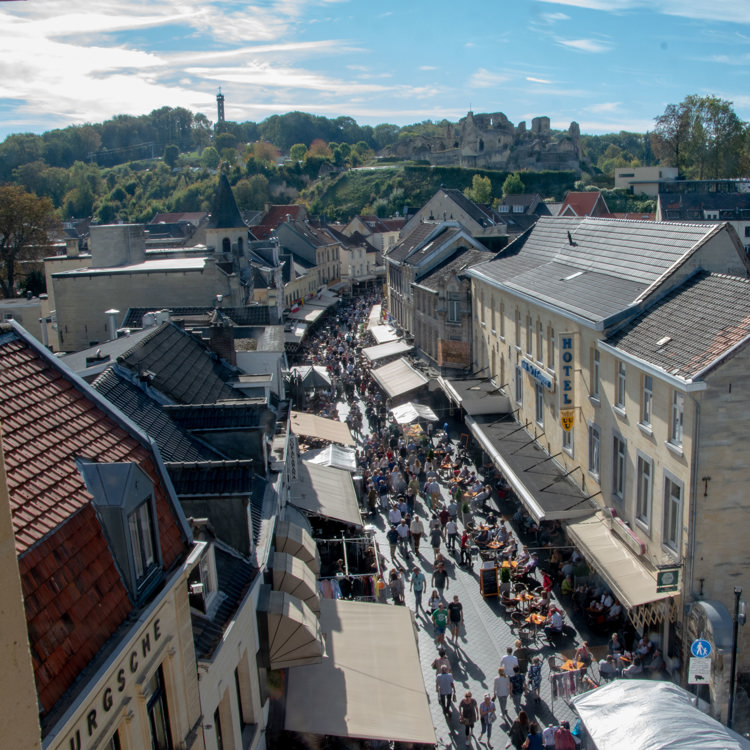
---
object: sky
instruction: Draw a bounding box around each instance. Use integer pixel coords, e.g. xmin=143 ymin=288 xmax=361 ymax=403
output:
xmin=2 ymin=0 xmax=750 ymax=142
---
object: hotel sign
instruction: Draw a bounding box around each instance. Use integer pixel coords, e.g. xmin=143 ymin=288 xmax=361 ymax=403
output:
xmin=560 ymin=410 xmax=575 ymax=431
xmin=521 ymin=358 xmax=555 ymax=391
xmin=560 ymin=333 xmax=576 ymax=409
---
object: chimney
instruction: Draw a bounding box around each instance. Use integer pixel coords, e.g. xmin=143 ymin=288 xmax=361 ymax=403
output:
xmin=105 ymin=309 xmax=120 ymax=341
xmin=66 ymin=237 xmax=80 ymax=257
xmin=208 ymin=314 xmax=236 ymax=366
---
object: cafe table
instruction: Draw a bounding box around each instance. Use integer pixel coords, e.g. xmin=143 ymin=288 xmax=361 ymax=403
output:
xmin=560 ymin=660 xmax=585 ymax=672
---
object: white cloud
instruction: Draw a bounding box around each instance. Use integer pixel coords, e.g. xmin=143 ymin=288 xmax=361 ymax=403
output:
xmin=468 ymin=68 xmax=511 ymax=88
xmin=587 ymin=101 xmax=622 ymax=113
xmin=540 ymin=0 xmax=750 ymax=24
xmin=538 ymin=11 xmax=571 ymax=23
xmin=419 ymin=65 xmax=438 ymax=71
xmin=558 ymin=38 xmax=612 ymax=53
xmin=526 ymin=76 xmax=553 ymax=84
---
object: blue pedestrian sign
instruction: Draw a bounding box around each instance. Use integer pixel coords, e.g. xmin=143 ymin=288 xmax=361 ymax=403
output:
xmin=691 ymin=639 xmax=712 ymax=658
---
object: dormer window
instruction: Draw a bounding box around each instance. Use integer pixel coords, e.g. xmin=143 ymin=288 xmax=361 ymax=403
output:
xmin=188 ymin=544 xmax=221 ymax=617
xmin=78 ymin=460 xmax=164 ymax=603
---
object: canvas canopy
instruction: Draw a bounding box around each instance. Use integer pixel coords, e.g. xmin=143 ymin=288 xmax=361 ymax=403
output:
xmin=571 ymin=680 xmax=750 ymax=750
xmin=370 ymin=357 xmax=428 ymax=399
xmin=290 ymin=410 xmax=355 ymax=446
xmin=369 ymin=324 xmax=400 ymax=344
xmin=565 ymin=511 xmax=672 ymax=610
xmin=285 ymin=599 xmax=436 ymax=744
xmin=390 ymin=402 xmax=439 ymax=425
xmin=288 ymin=365 xmax=331 ymax=389
xmin=301 ymin=443 xmax=358 ymax=472
xmin=362 ymin=339 xmax=413 ymax=363
xmin=290 ymin=462 xmax=363 ymax=527
xmin=272 ymin=551 xmax=320 ymax=615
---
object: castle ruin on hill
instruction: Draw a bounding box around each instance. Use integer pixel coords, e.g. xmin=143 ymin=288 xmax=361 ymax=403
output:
xmin=383 ymin=111 xmax=581 ymax=173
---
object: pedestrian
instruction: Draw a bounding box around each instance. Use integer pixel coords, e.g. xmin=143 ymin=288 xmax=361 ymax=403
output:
xmin=493 ymin=666 xmax=511 ymax=718
xmin=427 ymin=588 xmax=441 ymax=614
xmin=446 ymin=517 xmax=459 ymax=552
xmin=527 ymin=656 xmax=542 ymax=702
xmin=432 ymin=647 xmax=452 ymax=674
xmin=388 ymin=568 xmax=404 ymax=605
xmin=436 ymin=665 xmax=455 ymax=716
xmin=509 ymin=710 xmax=530 ymax=750
xmin=553 ymin=721 xmax=576 ymax=750
xmin=386 ymin=524 xmax=399 ymax=561
xmin=432 ymin=562 xmax=449 ymax=600
xmin=460 ymin=530 xmax=471 ymax=566
xmin=501 ymin=646 xmax=519 ymax=676
xmin=542 ymin=724 xmax=558 ymax=749
xmin=522 ymin=722 xmax=543 ymax=750
xmin=479 ymin=693 xmax=497 ymax=748
xmin=396 ymin=518 xmax=411 ymax=558
xmin=510 ymin=666 xmax=525 ymax=710
xmin=410 ymin=514 xmax=424 ymax=552
xmin=432 ymin=601 xmax=448 ymax=646
xmin=448 ymin=594 xmax=464 ymax=644
xmin=410 ymin=566 xmax=426 ymax=612
xmin=439 ymin=504 xmax=450 ymax=537
xmin=375 ymin=573 xmax=387 ymax=604
xmin=430 ymin=524 xmax=443 ymax=560
xmin=458 ymin=690 xmax=479 ymax=745
xmin=429 ymin=478 xmax=441 ymax=511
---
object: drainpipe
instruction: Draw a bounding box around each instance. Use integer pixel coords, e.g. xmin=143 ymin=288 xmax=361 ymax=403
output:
xmin=684 ymin=393 xmax=701 ymax=682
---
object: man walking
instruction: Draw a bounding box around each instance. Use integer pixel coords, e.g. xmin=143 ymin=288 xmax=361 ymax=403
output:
xmin=432 ymin=562 xmax=449 ymax=600
xmin=436 ymin=665 xmax=455 ymax=716
xmin=396 ymin=518 xmax=410 ymax=558
xmin=448 ymin=594 xmax=464 ymax=644
xmin=410 ymin=566 xmax=426 ymax=612
xmin=410 ymin=514 xmax=424 ymax=552
xmin=446 ymin=517 xmax=459 ymax=552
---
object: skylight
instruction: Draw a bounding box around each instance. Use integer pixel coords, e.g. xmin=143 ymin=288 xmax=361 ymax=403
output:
xmin=563 ymin=271 xmax=584 ymax=281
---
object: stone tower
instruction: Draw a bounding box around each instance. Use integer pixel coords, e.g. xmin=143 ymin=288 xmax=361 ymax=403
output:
xmin=217 ymin=88 xmax=225 ymax=124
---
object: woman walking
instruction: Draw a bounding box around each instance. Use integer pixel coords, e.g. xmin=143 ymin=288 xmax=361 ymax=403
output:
xmin=509 ymin=709 xmax=530 ymax=750
xmin=458 ymin=690 xmax=479 ymax=746
xmin=478 ymin=693 xmax=497 ymax=748
xmin=527 ymin=656 xmax=543 ymax=702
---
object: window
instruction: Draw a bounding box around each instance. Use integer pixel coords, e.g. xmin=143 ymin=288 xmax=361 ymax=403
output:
xmin=490 ymin=296 xmax=496 ymax=332
xmin=448 ymin=296 xmax=460 ymax=323
xmin=744 ymin=226 xmax=750 ymax=238
xmin=670 ymin=391 xmax=684 ymax=446
xmin=612 ymin=435 xmax=626 ymax=499
xmin=663 ymin=475 xmax=683 ymax=550
xmin=214 ymin=707 xmax=225 ymax=750
xmin=615 ymin=361 xmax=626 ymax=409
xmin=591 ymin=349 xmax=600 ymax=400
xmin=480 ymin=291 xmax=485 ymax=325
xmin=535 ymin=383 xmax=544 ymax=427
xmin=588 ymin=424 xmax=601 ymax=476
xmin=536 ymin=321 xmax=543 ymax=362
xmin=636 ymin=455 xmax=652 ymax=527
xmin=499 ymin=301 xmax=505 ymax=339
xmin=515 ymin=310 xmax=521 ymax=348
xmin=515 ymin=365 xmax=523 ymax=404
xmin=548 ymin=327 xmax=555 ymax=370
xmin=562 ymin=426 xmax=573 ymax=455
xmin=526 ymin=315 xmax=533 ymax=355
xmin=104 ymin=732 xmax=121 ymax=750
xmin=128 ymin=500 xmax=157 ymax=586
xmin=147 ymin=666 xmax=173 ymax=750
xmin=641 ymin=375 xmax=653 ymax=426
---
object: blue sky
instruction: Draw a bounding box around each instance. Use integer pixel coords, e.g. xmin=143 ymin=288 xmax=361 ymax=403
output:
xmin=2 ymin=0 xmax=750 ymax=142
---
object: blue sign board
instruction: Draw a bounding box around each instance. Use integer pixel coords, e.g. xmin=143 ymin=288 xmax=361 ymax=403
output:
xmin=691 ymin=639 xmax=712 ymax=658
xmin=521 ymin=358 xmax=554 ymax=391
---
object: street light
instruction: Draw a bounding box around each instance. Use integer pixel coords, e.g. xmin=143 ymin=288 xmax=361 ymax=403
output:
xmin=727 ymin=586 xmax=746 ymax=729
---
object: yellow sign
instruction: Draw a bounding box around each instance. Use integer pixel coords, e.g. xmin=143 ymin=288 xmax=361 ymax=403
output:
xmin=561 ymin=410 xmax=575 ymax=432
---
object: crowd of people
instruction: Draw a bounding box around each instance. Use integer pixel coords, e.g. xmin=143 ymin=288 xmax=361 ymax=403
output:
xmin=290 ymin=292 xmax=669 ymax=748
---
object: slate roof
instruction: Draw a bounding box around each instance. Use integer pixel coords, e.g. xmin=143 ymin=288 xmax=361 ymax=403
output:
xmin=659 ymin=191 xmax=750 ymax=221
xmin=606 ymin=271 xmax=750 ymax=380
xmin=0 ymin=323 xmax=185 ymax=713
xmin=150 ymin=211 xmax=209 ymax=225
xmin=438 ymin=188 xmax=503 ymax=227
xmin=93 ymin=367 xmax=223 ymax=462
xmin=116 ymin=322 xmax=241 ymax=404
xmin=207 ymin=173 xmax=247 ymax=229
xmin=165 ymin=460 xmax=254 ymax=496
xmin=500 ymin=193 xmax=551 ymax=215
xmin=191 ymin=545 xmax=255 ymax=660
xmin=164 ymin=402 xmax=274 ymax=431
xmin=121 ymin=305 xmax=271 ymax=329
xmin=468 ymin=216 xmax=722 ymax=325
xmin=386 ymin=222 xmax=456 ymax=263
xmin=61 ymin=328 xmax=156 ymax=377
xmin=416 ymin=246 xmax=494 ymax=287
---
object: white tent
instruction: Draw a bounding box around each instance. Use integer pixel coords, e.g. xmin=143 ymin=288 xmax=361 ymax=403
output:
xmin=301 ymin=444 xmax=358 ymax=472
xmin=571 ymin=680 xmax=750 ymax=750
xmin=390 ymin=402 xmax=439 ymax=425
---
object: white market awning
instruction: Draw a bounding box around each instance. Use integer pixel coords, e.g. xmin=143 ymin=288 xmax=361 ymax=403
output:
xmin=565 ymin=511 xmax=673 ymax=610
xmin=301 ymin=443 xmax=358 ymax=472
xmin=370 ymin=357 xmax=428 ymax=400
xmin=369 ymin=324 xmax=401 ymax=344
xmin=290 ymin=462 xmax=363 ymax=527
xmin=288 ymin=365 xmax=331 ymax=388
xmin=390 ymin=402 xmax=439 ymax=425
xmin=285 ymin=599 xmax=436 ymax=745
xmin=290 ymin=410 xmax=355 ymax=446
xmin=275 ymin=512 xmax=320 ymax=576
xmin=272 ymin=551 xmax=320 ymax=615
xmin=571 ymin=681 xmax=750 ymax=750
xmin=367 ymin=304 xmax=382 ymax=328
xmin=362 ymin=339 xmax=413 ymax=363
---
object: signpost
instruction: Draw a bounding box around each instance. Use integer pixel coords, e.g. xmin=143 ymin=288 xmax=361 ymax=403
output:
xmin=688 ymin=656 xmax=711 ymax=685
xmin=690 ymin=639 xmax=712 ymax=658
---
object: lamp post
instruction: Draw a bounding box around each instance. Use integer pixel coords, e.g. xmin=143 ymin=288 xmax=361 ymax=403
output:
xmin=727 ymin=586 xmax=746 ymax=729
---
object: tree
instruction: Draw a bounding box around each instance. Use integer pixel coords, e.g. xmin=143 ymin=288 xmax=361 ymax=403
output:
xmin=163 ymin=144 xmax=179 ymax=168
xmin=502 ymin=172 xmax=524 ymax=197
xmin=0 ymin=185 xmax=58 ymax=298
xmin=233 ymin=175 xmax=270 ymax=210
xmin=464 ymin=174 xmax=492 ymax=203
xmin=289 ymin=143 xmax=308 ymax=162
xmin=201 ymin=146 xmax=220 ymax=170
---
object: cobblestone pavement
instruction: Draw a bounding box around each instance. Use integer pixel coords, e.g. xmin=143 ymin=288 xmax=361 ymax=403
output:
xmin=339 ymin=399 xmax=595 ymax=749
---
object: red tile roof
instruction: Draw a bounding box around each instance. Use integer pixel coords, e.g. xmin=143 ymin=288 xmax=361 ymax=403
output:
xmin=560 ymin=191 xmax=611 ymax=217
xmin=252 ymin=204 xmax=307 ymax=239
xmin=0 ymin=327 xmax=186 ymax=714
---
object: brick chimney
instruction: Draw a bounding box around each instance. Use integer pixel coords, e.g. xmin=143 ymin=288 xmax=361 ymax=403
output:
xmin=208 ymin=311 xmax=236 ymax=366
